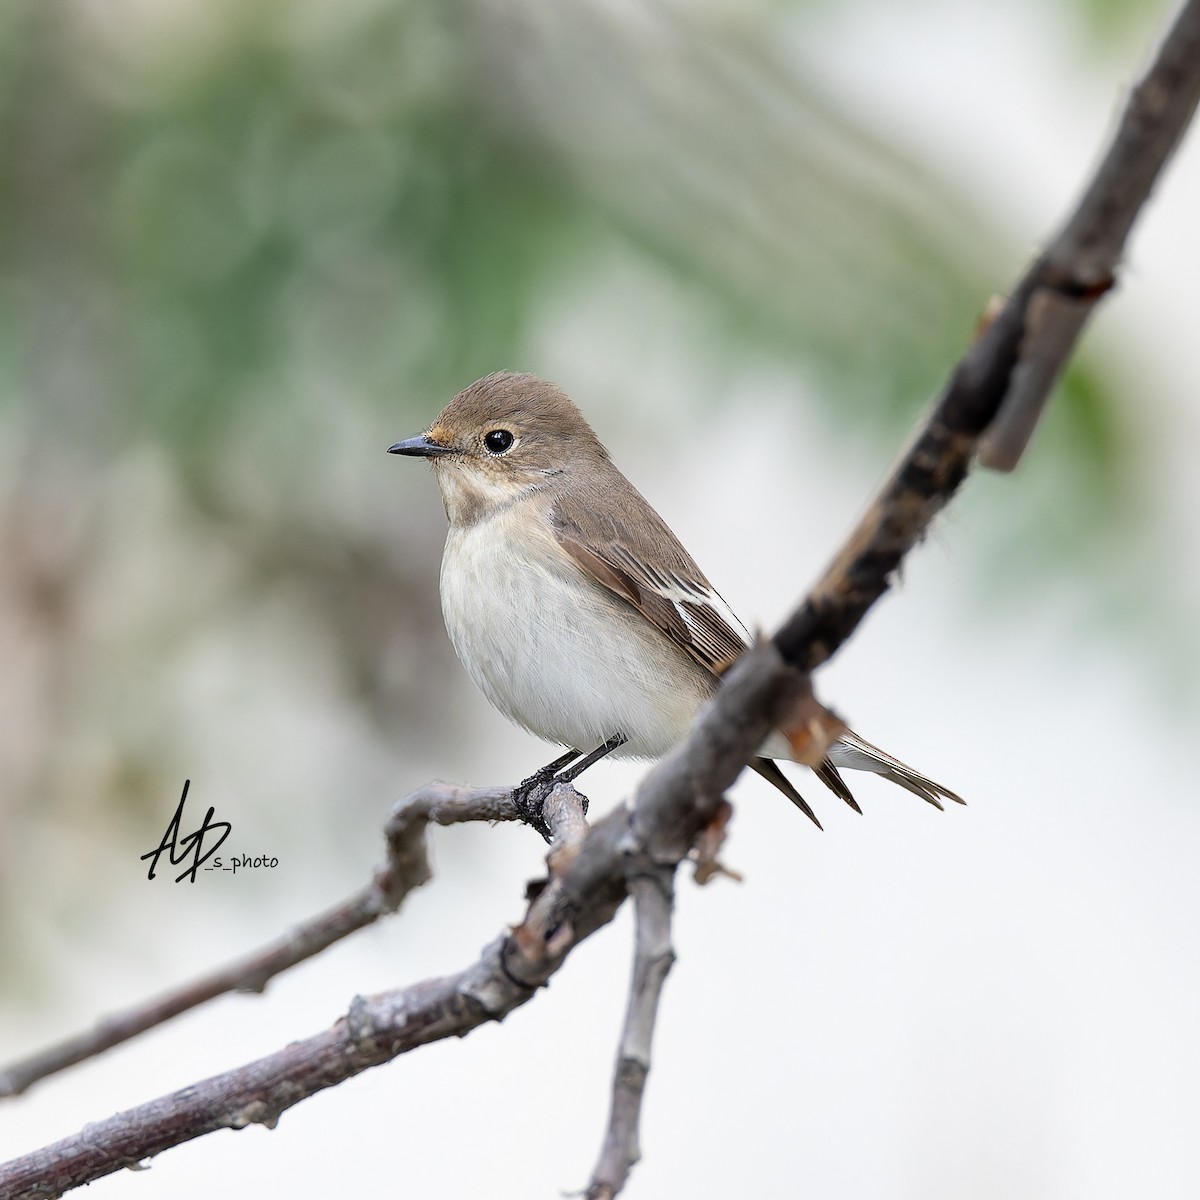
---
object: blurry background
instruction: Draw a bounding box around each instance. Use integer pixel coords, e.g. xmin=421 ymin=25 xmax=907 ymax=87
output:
xmin=2 ymin=0 xmax=1198 ymax=1196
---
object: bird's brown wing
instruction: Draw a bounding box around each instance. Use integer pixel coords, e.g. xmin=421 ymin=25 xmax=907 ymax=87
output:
xmin=550 ymin=476 xmax=884 ymax=821
xmin=550 ymin=481 xmax=750 ymax=676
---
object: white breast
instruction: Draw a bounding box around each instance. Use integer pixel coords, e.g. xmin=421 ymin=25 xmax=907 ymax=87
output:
xmin=439 ymin=504 xmax=715 ymax=759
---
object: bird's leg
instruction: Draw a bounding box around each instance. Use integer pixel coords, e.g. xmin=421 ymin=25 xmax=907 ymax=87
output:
xmin=511 ymin=735 xmax=626 ymax=842
xmin=512 ymin=748 xmax=587 ymax=841
xmin=556 ymin=733 xmax=627 ymax=783
xmin=518 ymin=747 xmax=586 ymax=792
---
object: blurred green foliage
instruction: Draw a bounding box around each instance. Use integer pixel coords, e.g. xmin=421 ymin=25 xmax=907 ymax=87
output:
xmin=2 ymin=1 xmax=598 ymax=470
xmin=0 ymin=0 xmax=1189 ymax=852
xmin=1 ymin=0 xmax=1135 ymax=477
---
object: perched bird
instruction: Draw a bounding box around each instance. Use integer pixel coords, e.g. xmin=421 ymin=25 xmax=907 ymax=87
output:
xmin=389 ymin=371 xmax=963 ymax=826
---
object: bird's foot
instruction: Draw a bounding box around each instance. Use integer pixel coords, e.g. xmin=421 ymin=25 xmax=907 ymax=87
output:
xmin=510 ymin=736 xmax=624 ymax=842
xmin=512 ymin=774 xmax=589 ymax=843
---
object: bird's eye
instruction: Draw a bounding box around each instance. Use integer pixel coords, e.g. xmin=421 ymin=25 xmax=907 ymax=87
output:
xmin=483 ymin=429 xmax=515 ymax=455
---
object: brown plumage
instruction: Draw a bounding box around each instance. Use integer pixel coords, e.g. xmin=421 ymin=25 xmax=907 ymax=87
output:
xmin=391 ymin=370 xmax=965 ymax=825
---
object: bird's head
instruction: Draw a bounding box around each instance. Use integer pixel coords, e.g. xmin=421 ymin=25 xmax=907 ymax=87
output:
xmin=389 ymin=372 xmax=609 ymax=525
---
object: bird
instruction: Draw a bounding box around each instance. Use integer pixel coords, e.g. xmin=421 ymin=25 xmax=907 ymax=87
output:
xmin=388 ymin=371 xmax=963 ymax=827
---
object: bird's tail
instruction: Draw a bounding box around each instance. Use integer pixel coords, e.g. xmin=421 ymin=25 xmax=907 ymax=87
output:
xmin=824 ymin=730 xmax=966 ymax=810
xmin=750 ymin=757 xmax=824 ymax=829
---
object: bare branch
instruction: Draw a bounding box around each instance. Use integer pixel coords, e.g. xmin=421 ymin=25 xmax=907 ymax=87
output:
xmin=544 ymin=780 xmax=593 ymax=877
xmin=777 ymin=0 xmax=1200 ymax=665
xmin=0 ymin=936 xmax=539 ymax=1200
xmin=1054 ymin=0 xmax=1200 ymax=283
xmin=0 ymin=652 xmax=793 ymax=1200
xmin=981 ymin=0 xmax=1200 ymax=467
xmin=587 ymin=864 xmax=677 ymax=1200
xmin=0 ymin=782 xmax=560 ymax=1100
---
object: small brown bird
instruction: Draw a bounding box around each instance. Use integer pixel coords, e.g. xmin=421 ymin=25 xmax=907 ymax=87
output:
xmin=390 ymin=371 xmax=963 ymax=826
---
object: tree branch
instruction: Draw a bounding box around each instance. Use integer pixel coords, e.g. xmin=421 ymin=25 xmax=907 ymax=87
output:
xmin=0 ymin=934 xmax=543 ymax=1200
xmin=979 ymin=0 xmax=1200 ymax=469
xmin=0 ymin=782 xmax=561 ymax=1100
xmin=777 ymin=0 xmax=1200 ymax=665
xmin=0 ymin=649 xmax=794 ymax=1200
xmin=587 ymin=864 xmax=677 ymax=1200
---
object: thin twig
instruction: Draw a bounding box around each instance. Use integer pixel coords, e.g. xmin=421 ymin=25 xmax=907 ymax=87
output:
xmin=587 ymin=864 xmax=677 ymax=1200
xmin=0 ymin=782 xmax=563 ymax=1100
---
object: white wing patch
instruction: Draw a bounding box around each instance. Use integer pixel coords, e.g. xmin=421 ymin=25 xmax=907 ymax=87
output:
xmin=599 ymin=544 xmax=752 ymax=673
xmin=673 ymin=585 xmax=751 ymax=666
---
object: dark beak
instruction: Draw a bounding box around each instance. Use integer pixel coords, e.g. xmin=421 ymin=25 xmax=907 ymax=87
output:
xmin=387 ymin=434 xmax=454 ymax=458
